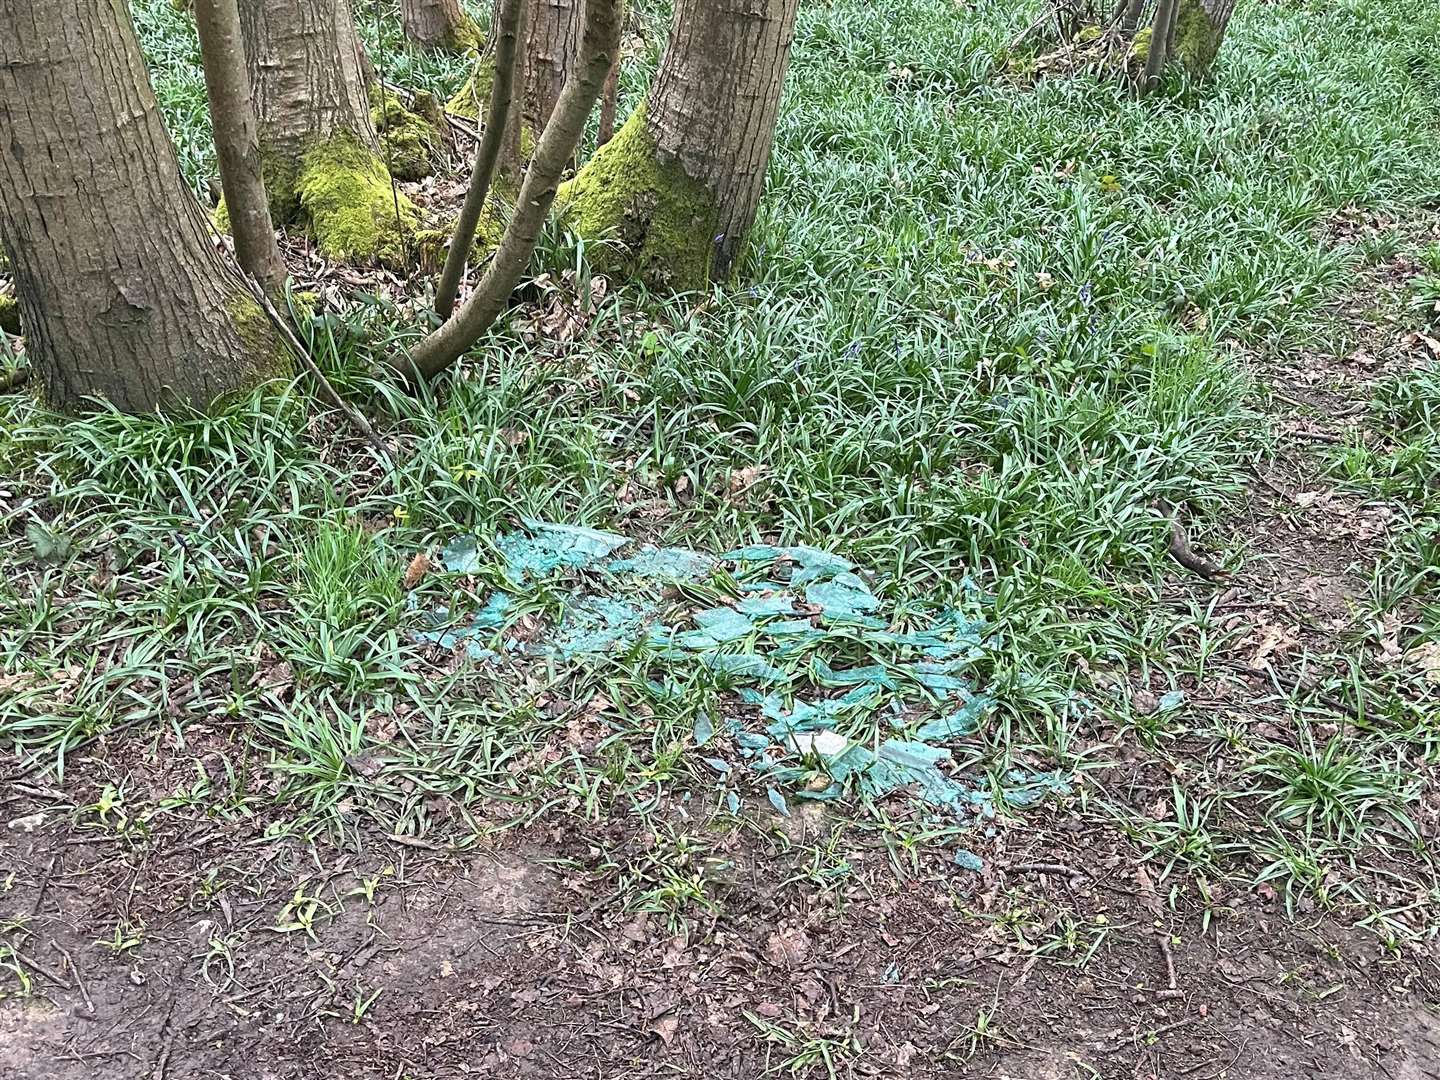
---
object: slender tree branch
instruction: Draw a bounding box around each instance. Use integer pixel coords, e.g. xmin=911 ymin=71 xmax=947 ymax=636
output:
xmin=397 ymin=0 xmax=621 ymax=383
xmin=1142 ymin=0 xmax=1176 ymax=92
xmin=193 ymin=0 xmax=286 ymax=294
xmin=244 ymin=278 xmax=393 ymax=464
xmin=597 ymin=56 xmax=620 ymax=146
xmin=434 ymin=0 xmax=524 ymax=319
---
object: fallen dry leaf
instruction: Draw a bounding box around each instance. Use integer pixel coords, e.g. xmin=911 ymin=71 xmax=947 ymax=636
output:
xmin=726 ymin=464 xmax=769 ymax=502
xmin=1406 ymin=641 xmax=1440 ymax=686
xmin=649 ymin=1012 xmax=679 ymax=1045
xmin=402 ymin=552 xmax=432 ymax=591
xmin=1377 ymin=611 xmax=1404 ymax=666
xmin=1248 ymin=621 xmax=1299 ymax=669
xmin=765 ymin=927 xmax=810 ymax=968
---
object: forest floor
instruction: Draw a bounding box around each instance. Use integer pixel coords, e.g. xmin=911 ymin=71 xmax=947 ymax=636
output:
xmin=4 ymin=0 xmax=1440 ymax=1077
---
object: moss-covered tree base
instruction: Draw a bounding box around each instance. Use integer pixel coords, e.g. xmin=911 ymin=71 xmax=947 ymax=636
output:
xmin=370 ymin=86 xmax=444 ymax=181
xmin=224 ymin=292 xmax=293 ymax=381
xmin=295 ymin=134 xmax=421 ymax=266
xmin=429 ymin=16 xmax=482 ymax=54
xmin=219 ymin=132 xmax=424 ymax=268
xmin=555 ymin=107 xmax=720 ymax=291
xmin=1171 ymin=0 xmax=1224 ymax=77
xmin=415 ymin=199 xmax=510 ymax=273
xmin=1016 ymin=0 xmax=1228 ymax=85
xmin=445 ymin=53 xmax=495 ymax=119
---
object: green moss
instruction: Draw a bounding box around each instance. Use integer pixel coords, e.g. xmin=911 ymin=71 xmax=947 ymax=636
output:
xmin=411 ymin=90 xmax=445 ymax=129
xmin=0 ymin=292 xmax=20 ymax=336
xmin=289 ymin=290 xmax=320 ymax=321
xmin=1129 ymin=26 xmax=1152 ymax=63
xmin=1172 ymin=0 xmax=1223 ymax=77
xmin=260 ymin=151 xmax=304 ymax=224
xmin=555 ymin=106 xmax=720 ymax=291
xmin=224 ymin=292 xmax=291 ymax=378
xmin=370 ymin=86 xmax=441 ymax=182
xmin=439 ymin=16 xmax=483 ymax=53
xmin=1077 ymin=24 xmax=1103 ymax=43
xmin=415 ymin=201 xmax=509 ymax=272
xmin=446 ymin=53 xmax=495 ymax=119
xmin=295 ymin=132 xmax=421 ymax=266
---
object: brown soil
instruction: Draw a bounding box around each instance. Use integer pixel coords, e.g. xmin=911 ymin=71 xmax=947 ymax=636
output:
xmin=2 ymin=785 xmax=1438 ymax=1080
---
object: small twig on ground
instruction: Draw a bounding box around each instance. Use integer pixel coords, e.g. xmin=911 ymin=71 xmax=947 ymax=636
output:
xmin=1158 ymin=499 xmax=1227 ymax=581
xmin=9 ymin=946 xmax=71 ymax=989
xmin=30 ymin=855 xmax=56 ymax=916
xmin=50 ymin=939 xmax=96 ymax=1016
xmin=1155 ymin=930 xmax=1184 ymax=999
xmin=1225 ymin=662 xmax=1366 ymax=721
xmin=1011 ymin=861 xmax=1086 ymax=878
xmin=1289 ymin=429 xmax=1347 ymax=445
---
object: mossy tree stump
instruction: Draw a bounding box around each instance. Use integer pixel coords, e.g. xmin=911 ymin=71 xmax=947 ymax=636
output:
xmin=236 ymin=0 xmax=422 ymax=264
xmin=558 ymin=0 xmax=801 ymax=291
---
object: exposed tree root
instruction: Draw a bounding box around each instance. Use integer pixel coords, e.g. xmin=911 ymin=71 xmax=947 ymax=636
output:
xmin=1158 ymin=498 xmax=1226 ymax=581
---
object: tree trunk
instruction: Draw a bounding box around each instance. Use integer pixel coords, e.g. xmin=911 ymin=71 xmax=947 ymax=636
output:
xmin=1170 ymin=0 xmax=1237 ymax=78
xmin=0 ymin=0 xmax=285 ymax=413
xmin=522 ymin=0 xmax=583 ymax=136
xmin=237 ymin=0 xmax=421 ymax=263
xmin=1119 ymin=0 xmax=1147 ymax=34
xmin=195 ymin=0 xmax=288 ymax=294
xmin=596 ymin=55 xmax=620 ymax=146
xmin=401 ymin=0 xmax=477 ymax=50
xmin=559 ymin=0 xmax=799 ymax=290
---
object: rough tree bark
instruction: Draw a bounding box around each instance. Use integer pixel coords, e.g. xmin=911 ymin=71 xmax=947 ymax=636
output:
xmin=521 ymin=0 xmax=583 ymax=136
xmin=447 ymin=0 xmax=581 ymax=179
xmin=559 ymin=0 xmax=800 ymax=290
xmin=237 ymin=0 xmax=421 ymax=262
xmin=0 ymin=0 xmax=286 ymax=413
xmin=401 ymin=0 xmax=478 ymax=50
xmin=195 ymin=0 xmax=288 ymax=294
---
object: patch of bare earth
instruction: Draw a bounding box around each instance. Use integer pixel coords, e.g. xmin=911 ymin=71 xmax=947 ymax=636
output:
xmin=2 ymin=755 xmax=1437 ymax=1080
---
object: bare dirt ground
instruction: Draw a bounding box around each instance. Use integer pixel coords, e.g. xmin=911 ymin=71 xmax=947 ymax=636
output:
xmin=3 ymin=217 xmax=1439 ymax=1079
xmin=2 ymin=774 xmax=1437 ymax=1080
